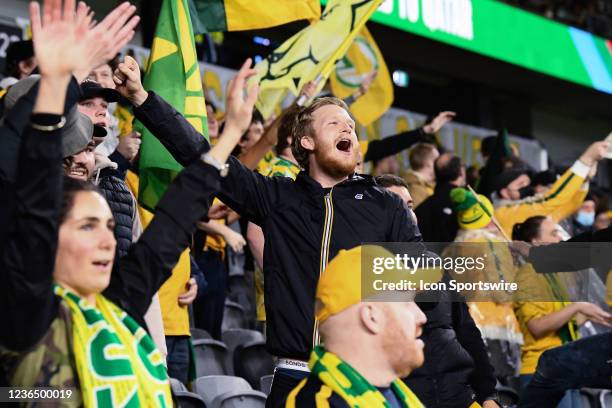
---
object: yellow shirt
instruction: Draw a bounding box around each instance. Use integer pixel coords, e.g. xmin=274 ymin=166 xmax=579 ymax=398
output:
xmin=513 ymin=263 xmax=576 ymax=374
xmin=125 ymin=171 xmax=191 ymax=336
xmin=204 ymin=198 xmax=227 ymax=256
xmin=495 ymin=162 xmax=588 ymax=238
xmin=514 ymin=302 xmax=564 ymax=374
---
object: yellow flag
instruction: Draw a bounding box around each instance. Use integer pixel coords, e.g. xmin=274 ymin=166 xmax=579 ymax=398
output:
xmin=252 ymin=0 xmax=383 ymax=119
xmin=192 ymin=0 xmax=320 ymax=32
xmin=329 ymin=26 xmax=393 ymax=126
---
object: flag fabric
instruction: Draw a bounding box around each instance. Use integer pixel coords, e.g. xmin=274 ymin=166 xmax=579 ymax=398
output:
xmin=190 ymin=0 xmax=320 ymax=33
xmin=329 ymin=26 xmax=393 ymax=126
xmin=135 ymin=0 xmax=208 ymax=211
xmin=251 ymin=0 xmax=384 ymax=119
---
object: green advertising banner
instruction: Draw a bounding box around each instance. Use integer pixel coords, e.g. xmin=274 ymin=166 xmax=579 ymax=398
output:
xmin=330 ymin=0 xmax=612 ymax=94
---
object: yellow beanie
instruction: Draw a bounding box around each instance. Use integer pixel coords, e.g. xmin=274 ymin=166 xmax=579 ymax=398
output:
xmin=316 ymin=246 xmax=442 ymax=322
xmin=451 ymin=188 xmax=494 ymax=230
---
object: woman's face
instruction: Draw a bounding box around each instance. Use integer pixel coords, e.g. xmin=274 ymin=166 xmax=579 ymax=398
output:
xmin=532 ymin=217 xmax=562 ymax=245
xmin=53 ymin=191 xmax=116 ymax=302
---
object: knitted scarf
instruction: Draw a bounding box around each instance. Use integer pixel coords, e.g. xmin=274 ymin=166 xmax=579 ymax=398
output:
xmin=54 ymin=285 xmax=172 ymax=407
xmin=309 ymin=346 xmax=424 ymax=408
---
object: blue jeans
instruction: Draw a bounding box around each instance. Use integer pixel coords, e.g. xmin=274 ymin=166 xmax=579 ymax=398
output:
xmin=520 ymin=375 xmax=580 ymax=408
xmin=165 ymin=335 xmax=191 ymax=385
xmin=519 ymin=332 xmax=612 ymax=408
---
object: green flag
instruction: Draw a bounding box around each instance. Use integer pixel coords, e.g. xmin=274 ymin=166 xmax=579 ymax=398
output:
xmin=136 ymin=0 xmax=208 ymax=211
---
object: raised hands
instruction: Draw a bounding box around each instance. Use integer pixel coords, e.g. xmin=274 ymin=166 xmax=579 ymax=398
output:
xmin=423 ymin=111 xmax=456 ymax=134
xmin=30 ymin=0 xmax=91 ymax=78
xmin=224 ymin=58 xmax=259 ymax=135
xmin=29 ymin=0 xmax=139 ymax=81
xmin=205 ymin=58 xmax=259 ymax=166
xmin=113 ymin=55 xmax=148 ymax=106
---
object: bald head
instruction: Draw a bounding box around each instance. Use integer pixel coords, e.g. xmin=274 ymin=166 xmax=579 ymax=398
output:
xmin=319 ymin=300 xmax=426 ymax=384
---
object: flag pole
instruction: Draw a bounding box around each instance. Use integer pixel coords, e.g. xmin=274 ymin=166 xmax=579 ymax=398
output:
xmin=466 ymin=184 xmax=512 ymax=242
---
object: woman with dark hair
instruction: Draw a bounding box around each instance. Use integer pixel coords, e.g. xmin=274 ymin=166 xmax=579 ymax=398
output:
xmin=512 ymin=216 xmax=611 ymax=407
xmin=0 ymin=1 xmax=259 ymax=404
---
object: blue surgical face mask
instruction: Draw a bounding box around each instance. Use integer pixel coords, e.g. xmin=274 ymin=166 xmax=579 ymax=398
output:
xmin=576 ymin=211 xmax=595 ymax=227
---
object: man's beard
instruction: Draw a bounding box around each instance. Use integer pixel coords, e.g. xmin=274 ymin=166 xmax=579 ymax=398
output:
xmin=381 ymin=311 xmax=423 ymax=378
xmin=314 ymin=147 xmax=357 ymax=178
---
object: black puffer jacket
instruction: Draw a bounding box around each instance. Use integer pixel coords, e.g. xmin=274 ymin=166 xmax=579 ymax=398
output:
xmin=404 ymin=289 xmax=497 ymax=407
xmin=97 ymin=165 xmax=135 ymax=259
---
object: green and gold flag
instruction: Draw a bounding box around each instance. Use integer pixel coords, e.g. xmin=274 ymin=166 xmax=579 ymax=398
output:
xmin=251 ymin=0 xmax=383 ymax=119
xmin=136 ymin=0 xmax=208 ymax=211
xmin=190 ymin=0 xmax=320 ymax=33
xmin=329 ymin=26 xmax=393 ymax=126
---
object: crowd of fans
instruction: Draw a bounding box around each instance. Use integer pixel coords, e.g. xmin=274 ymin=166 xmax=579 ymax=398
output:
xmin=502 ymin=0 xmax=612 ymax=38
xmin=0 ymin=1 xmax=611 ymax=408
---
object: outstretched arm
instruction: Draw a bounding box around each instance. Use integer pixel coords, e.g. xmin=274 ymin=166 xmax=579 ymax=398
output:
xmin=128 ymin=59 xmax=283 ymax=224
xmin=105 ymin=59 xmax=260 ymax=320
xmin=363 ymin=111 xmax=454 ymax=163
xmin=1 ymin=0 xmax=139 ymax=351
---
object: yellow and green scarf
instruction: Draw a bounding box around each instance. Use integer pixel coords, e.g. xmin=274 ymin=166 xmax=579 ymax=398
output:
xmin=54 ymin=285 xmax=172 ymax=407
xmin=307 ymin=346 xmax=424 ymax=408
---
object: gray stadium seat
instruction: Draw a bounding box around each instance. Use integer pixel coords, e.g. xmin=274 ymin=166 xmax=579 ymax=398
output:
xmin=222 ymin=329 xmax=265 ymax=374
xmin=213 ymin=391 xmax=266 ymax=408
xmin=600 ymin=390 xmax=612 ymax=407
xmin=173 ymin=390 xmax=207 ymax=408
xmin=192 ymin=328 xmax=213 ymax=340
xmin=222 ymin=300 xmax=247 ymax=331
xmin=193 ymin=339 xmax=229 ymax=377
xmin=260 ymin=374 xmax=273 ymax=396
xmin=193 ymin=375 xmax=263 ymax=408
xmin=495 ymin=384 xmax=518 ymax=407
xmin=233 ymin=340 xmax=275 ymax=389
xmin=170 ymin=377 xmax=188 ymax=393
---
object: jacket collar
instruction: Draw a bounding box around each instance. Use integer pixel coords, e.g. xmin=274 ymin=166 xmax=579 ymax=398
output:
xmin=295 ymin=171 xmax=376 ymax=194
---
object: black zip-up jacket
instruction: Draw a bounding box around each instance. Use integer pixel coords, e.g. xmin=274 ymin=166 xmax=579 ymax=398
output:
xmin=133 ymin=92 xmax=424 ymax=360
xmin=405 ymin=291 xmax=497 ymax=407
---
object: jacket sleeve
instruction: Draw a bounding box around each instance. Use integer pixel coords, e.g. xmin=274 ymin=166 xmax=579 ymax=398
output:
xmin=363 ymin=128 xmax=431 ymax=163
xmin=495 ymin=160 xmax=590 ymax=238
xmin=452 ymin=301 xmax=498 ymax=403
xmin=0 ymin=116 xmax=64 ymax=351
xmin=216 ymin=156 xmax=284 ymax=226
xmin=104 ymin=160 xmax=221 ymax=322
xmin=132 ymin=91 xmax=281 ymax=225
xmin=132 ymin=91 xmax=210 ymax=166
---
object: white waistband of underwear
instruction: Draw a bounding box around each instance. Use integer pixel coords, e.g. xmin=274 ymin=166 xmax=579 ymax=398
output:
xmin=276 ymin=358 xmax=310 ymax=372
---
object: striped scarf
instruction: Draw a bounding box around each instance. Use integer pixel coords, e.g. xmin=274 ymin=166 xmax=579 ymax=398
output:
xmin=54 ymin=285 xmax=172 ymax=407
xmin=309 ymin=346 xmax=424 ymax=408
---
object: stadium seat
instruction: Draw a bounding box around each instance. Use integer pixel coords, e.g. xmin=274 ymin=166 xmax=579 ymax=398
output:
xmin=222 ymin=299 xmax=247 ymax=331
xmin=173 ymin=390 xmax=208 ymax=408
xmin=193 ymin=339 xmax=229 ymax=377
xmin=222 ymin=329 xmax=265 ymax=374
xmin=260 ymin=374 xmax=273 ymax=396
xmin=233 ymin=340 xmax=275 ymax=389
xmin=170 ymin=377 xmax=188 ymax=393
xmin=193 ymin=375 xmax=266 ymax=408
xmin=227 ymin=275 xmax=254 ymax=323
xmin=485 ymin=339 xmax=520 ymax=382
xmin=495 ymin=384 xmax=519 ymax=407
xmin=212 ymin=392 xmax=266 ymax=408
xmin=600 ymin=390 xmax=612 ymax=407
xmin=192 ymin=328 xmax=213 ymax=340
